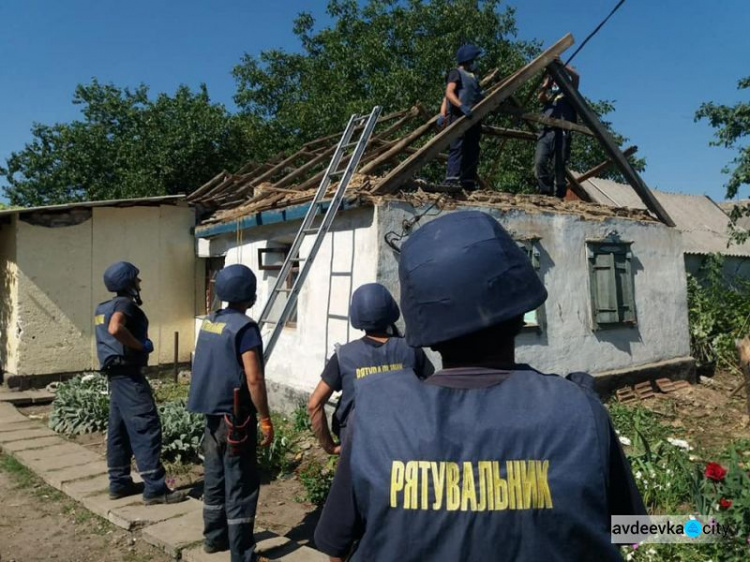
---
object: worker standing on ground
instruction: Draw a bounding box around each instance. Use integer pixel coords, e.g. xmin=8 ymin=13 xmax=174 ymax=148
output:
xmin=95 ymin=261 xmax=187 ymax=505
xmin=308 ymin=283 xmax=434 ymax=454
xmin=439 ymin=44 xmax=484 ymax=190
xmin=535 ymin=58 xmax=580 ymax=198
xmin=188 ymin=264 xmax=273 ymax=561
xmin=314 ymin=211 xmax=645 ymax=561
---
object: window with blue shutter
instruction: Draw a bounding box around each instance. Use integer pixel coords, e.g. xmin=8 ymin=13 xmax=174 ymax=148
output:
xmin=587 ymin=242 xmax=636 ymax=328
xmin=516 ymin=239 xmax=544 ymax=331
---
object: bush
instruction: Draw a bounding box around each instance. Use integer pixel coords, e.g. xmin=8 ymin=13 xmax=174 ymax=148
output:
xmin=688 ymin=254 xmax=750 ymax=367
xmin=292 ymin=402 xmax=312 ymax=433
xmin=257 ymin=414 xmax=298 ymax=475
xmin=299 ymin=456 xmax=338 ymax=505
xmin=158 ymin=400 xmax=204 ymax=463
xmin=49 ymin=373 xmax=109 ymax=434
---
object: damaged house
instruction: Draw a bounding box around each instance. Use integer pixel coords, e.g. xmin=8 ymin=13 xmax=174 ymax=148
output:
xmin=189 ymin=35 xmax=694 ymax=408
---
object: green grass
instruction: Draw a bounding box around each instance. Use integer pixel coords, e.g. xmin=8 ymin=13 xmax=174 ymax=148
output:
xmin=152 ymin=381 xmax=190 ymax=403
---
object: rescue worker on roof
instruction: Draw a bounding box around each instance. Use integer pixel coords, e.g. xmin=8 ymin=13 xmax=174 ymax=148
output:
xmin=535 ymin=57 xmax=580 ymax=198
xmin=95 ymin=261 xmax=187 ymax=505
xmin=307 ymin=283 xmax=434 ymax=454
xmin=314 ymin=211 xmax=646 ymax=562
xmin=438 ymin=43 xmax=484 ymax=190
xmin=187 ymin=264 xmax=274 ymax=561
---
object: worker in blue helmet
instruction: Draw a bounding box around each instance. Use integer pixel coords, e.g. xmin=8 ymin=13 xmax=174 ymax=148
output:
xmin=188 ymin=264 xmax=274 ymax=561
xmin=438 ymin=44 xmax=484 ymax=190
xmin=535 ymin=57 xmax=580 ymax=198
xmin=94 ymin=261 xmax=187 ymax=505
xmin=314 ymin=211 xmax=646 ymax=562
xmin=307 ymin=283 xmax=434 ymax=455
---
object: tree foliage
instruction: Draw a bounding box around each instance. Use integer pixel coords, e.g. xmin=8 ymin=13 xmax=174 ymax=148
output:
xmin=233 ymin=0 xmax=643 ymax=192
xmin=696 ymin=76 xmax=750 ymax=200
xmin=1 ymin=80 xmax=258 ymax=206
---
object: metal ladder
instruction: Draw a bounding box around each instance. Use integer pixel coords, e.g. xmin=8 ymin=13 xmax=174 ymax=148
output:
xmin=259 ymin=106 xmax=382 ymax=363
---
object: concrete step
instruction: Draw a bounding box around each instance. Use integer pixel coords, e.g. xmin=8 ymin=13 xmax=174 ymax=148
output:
xmin=0 ymin=427 xmax=58 ymax=444
xmin=42 ymin=460 xmax=109 ymax=489
xmin=0 ymin=435 xmax=66 ymax=453
xmin=141 ymin=508 xmax=204 ymax=557
xmin=80 ymin=491 xmax=144 ymax=519
xmin=109 ymin=497 xmax=203 ymax=530
xmin=0 ymin=389 xmax=56 ymax=406
xmin=0 ymin=402 xmax=34 ymax=423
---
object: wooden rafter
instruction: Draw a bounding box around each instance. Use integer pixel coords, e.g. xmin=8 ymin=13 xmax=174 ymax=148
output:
xmin=547 ymin=61 xmax=674 ymax=227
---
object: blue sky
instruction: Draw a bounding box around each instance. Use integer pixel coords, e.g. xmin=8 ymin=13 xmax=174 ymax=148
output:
xmin=1 ymin=0 xmax=748 ymax=202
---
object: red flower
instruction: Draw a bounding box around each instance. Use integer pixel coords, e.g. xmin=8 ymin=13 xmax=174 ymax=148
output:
xmin=705 ymin=462 xmax=727 ymax=481
xmin=720 ymin=498 xmax=733 ymax=509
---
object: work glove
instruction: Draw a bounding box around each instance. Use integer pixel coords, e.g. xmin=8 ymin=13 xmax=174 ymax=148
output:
xmin=141 ymin=339 xmax=154 ymax=354
xmin=259 ymin=416 xmax=274 ymax=447
xmin=436 ymin=114 xmax=446 ymax=129
xmin=460 ymin=104 xmax=473 ymax=118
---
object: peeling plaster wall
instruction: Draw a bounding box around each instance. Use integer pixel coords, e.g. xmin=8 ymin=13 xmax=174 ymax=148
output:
xmin=9 ymin=204 xmax=196 ymax=377
xmin=376 ymin=203 xmax=691 ymax=375
xmin=0 ymin=217 xmax=19 ymax=375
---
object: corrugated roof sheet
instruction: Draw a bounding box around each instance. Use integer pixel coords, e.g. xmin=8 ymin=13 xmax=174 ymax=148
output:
xmin=0 ymin=195 xmax=186 ymax=217
xmin=579 ymin=178 xmax=750 ymax=257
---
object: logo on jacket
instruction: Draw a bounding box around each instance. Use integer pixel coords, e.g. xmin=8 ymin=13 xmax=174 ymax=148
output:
xmin=201 ymin=320 xmax=227 ymax=335
xmin=356 ymin=363 xmax=405 ymax=379
xmin=94 ymin=314 xmax=105 ymax=326
xmin=390 ymin=460 xmax=553 ymax=511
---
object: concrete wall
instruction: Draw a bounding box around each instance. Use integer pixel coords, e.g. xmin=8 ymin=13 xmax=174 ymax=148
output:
xmin=7 ymin=204 xmax=196 ymax=378
xmin=0 ymin=218 xmax=19 ymax=375
xmin=377 ymin=203 xmax=691 ymax=375
xmin=198 ymin=207 xmax=377 ymax=398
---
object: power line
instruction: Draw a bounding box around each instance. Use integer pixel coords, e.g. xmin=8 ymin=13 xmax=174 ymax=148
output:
xmin=565 ymin=0 xmax=627 ymax=65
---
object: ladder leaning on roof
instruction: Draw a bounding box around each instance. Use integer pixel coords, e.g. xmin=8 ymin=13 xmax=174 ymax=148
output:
xmin=258 ymin=106 xmax=382 ymax=364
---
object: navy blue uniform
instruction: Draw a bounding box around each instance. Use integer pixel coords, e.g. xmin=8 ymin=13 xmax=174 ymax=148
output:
xmin=188 ymin=309 xmax=263 ymax=562
xmin=321 ymin=337 xmax=434 ymax=442
xmin=535 ymin=82 xmax=577 ymax=197
xmin=445 ymin=68 xmax=484 ymax=188
xmin=315 ymin=366 xmax=645 ymax=561
xmin=94 ymin=297 xmax=168 ymax=499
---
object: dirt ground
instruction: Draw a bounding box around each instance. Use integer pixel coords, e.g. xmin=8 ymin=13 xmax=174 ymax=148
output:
xmin=625 ymin=369 xmax=750 ymax=453
xmin=0 ymin=463 xmax=169 ymax=562
xmin=14 ymin=404 xmax=321 ymax=545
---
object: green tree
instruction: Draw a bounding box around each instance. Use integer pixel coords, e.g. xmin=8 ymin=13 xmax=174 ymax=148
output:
xmin=232 ymin=0 xmax=643 ymax=191
xmin=0 ymin=80 xmax=260 ymax=207
xmin=695 ymin=76 xmax=750 ymax=199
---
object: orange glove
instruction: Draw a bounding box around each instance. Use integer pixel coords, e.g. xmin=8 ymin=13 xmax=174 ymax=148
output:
xmin=259 ymin=417 xmax=274 ymax=447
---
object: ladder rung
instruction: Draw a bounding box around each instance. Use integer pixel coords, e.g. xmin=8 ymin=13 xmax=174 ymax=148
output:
xmin=330 ymin=272 xmax=352 ymax=277
xmin=290 ymin=257 xmax=306 ymax=262
xmin=343 ymin=142 xmax=358 ymax=149
xmin=329 ymin=170 xmax=345 ymax=178
xmin=275 ymin=288 xmax=292 ymax=293
xmin=303 ymin=228 xmax=318 ymax=235
xmin=328 ymin=314 xmax=349 ymax=321
xmin=353 ymin=115 xmax=369 ymax=123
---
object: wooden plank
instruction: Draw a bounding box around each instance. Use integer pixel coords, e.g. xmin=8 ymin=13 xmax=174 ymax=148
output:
xmin=481 ymin=125 xmax=537 ymax=141
xmin=572 ymin=145 xmax=638 ymax=185
xmin=496 ymin=104 xmax=595 ymax=136
xmin=547 ymin=61 xmax=674 ymax=227
xmin=371 ymin=34 xmax=575 ymax=194
xmin=565 ymin=169 xmax=589 ymax=201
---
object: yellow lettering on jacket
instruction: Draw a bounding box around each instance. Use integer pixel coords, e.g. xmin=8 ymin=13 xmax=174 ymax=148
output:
xmin=94 ymin=314 xmax=105 ymax=326
xmin=201 ymin=320 xmax=227 ymax=335
xmin=355 ymin=363 xmax=405 ymax=379
xmin=389 ymin=459 xmax=553 ymax=512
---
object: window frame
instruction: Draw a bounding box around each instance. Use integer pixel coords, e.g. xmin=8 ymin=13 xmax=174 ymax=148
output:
xmin=586 ymin=240 xmax=637 ymax=330
xmin=257 ymin=246 xmax=299 ymax=327
xmin=515 ymin=237 xmax=545 ymax=333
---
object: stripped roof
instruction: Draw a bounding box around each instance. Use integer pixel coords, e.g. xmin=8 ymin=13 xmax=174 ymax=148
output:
xmin=0 ymin=195 xmax=186 ymax=217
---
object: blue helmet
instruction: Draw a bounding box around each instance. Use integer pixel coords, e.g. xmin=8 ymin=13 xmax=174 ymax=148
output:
xmin=398 ymin=211 xmax=547 ymax=348
xmin=350 ymin=283 xmax=400 ymax=332
xmin=215 ymin=264 xmax=257 ymax=303
xmin=103 ymin=261 xmax=140 ymax=293
xmin=456 ymin=43 xmax=482 ymax=64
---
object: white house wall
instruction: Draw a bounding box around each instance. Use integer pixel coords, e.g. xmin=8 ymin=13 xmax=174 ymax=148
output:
xmin=377 ymin=203 xmax=691 ymax=375
xmin=208 ymin=207 xmax=378 ymax=395
xmin=0 ymin=217 xmax=20 ymax=375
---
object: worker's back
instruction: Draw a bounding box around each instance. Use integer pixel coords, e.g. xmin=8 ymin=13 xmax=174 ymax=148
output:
xmin=349 ymin=366 xmax=623 ymax=562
